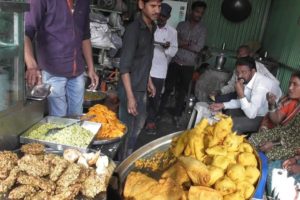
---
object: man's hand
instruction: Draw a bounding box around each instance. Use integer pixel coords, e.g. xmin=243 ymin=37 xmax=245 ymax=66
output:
xmin=147 ymin=78 xmax=156 ymax=97
xmin=87 ymin=69 xmax=99 ymax=90
xmin=25 ymin=67 xmax=42 ymax=87
xmin=282 ymin=157 xmax=297 ymax=169
xmin=259 ymin=141 xmax=273 ymax=152
xmin=235 ymin=79 xmax=245 ymax=98
xmin=162 ymin=41 xmax=170 ymax=49
xmin=209 ymin=103 xmax=224 ymax=112
xmin=285 ymin=164 xmax=300 ymax=174
xmin=127 ymin=96 xmax=138 ymax=116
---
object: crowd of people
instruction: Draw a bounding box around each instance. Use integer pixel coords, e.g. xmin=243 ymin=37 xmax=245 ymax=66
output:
xmin=24 ymin=0 xmax=299 ymax=198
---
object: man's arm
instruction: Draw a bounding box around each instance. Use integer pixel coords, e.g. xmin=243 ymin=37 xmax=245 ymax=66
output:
xmin=24 ymin=0 xmax=46 ymax=86
xmin=240 ymin=86 xmax=269 ymax=119
xmin=25 ymin=36 xmax=41 ymax=87
xmin=164 ymin=28 xmax=178 ymax=59
xmin=119 ymin=23 xmax=138 ymax=115
xmin=82 ymin=39 xmax=99 ymax=90
xmin=121 ymin=73 xmax=138 ymax=116
xmin=188 ymin=25 xmax=207 ymax=54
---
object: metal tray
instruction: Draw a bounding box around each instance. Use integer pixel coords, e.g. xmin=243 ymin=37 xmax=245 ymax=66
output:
xmin=19 ymin=116 xmax=101 ymax=152
xmin=107 ymin=131 xmax=262 ymax=199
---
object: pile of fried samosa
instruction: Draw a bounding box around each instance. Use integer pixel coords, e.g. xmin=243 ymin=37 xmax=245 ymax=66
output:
xmin=124 ymin=115 xmax=260 ymax=200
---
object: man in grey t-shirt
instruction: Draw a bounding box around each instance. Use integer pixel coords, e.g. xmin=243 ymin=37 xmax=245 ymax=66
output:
xmin=160 ymin=1 xmax=207 ymax=126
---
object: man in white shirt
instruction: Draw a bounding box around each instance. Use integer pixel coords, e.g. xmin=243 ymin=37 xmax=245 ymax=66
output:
xmin=145 ymin=3 xmax=178 ymax=131
xmin=210 ymin=56 xmax=282 ymax=133
xmin=212 ymin=45 xmax=281 ymax=102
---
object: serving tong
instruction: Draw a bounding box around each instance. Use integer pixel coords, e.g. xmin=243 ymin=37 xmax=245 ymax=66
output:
xmin=45 ymin=115 xmax=96 ymax=136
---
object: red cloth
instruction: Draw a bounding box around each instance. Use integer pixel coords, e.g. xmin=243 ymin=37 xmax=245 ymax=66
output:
xmin=260 ymin=96 xmax=300 ymax=129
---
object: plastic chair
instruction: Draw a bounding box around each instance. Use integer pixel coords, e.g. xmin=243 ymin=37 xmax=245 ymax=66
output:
xmin=252 ymin=152 xmax=268 ymax=200
xmin=187 ymin=102 xmax=212 ymax=129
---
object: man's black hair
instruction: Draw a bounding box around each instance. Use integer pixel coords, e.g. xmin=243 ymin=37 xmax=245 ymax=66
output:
xmin=292 ymin=71 xmax=300 ymax=80
xmin=191 ymin=1 xmax=207 ymax=11
xmin=142 ymin=0 xmax=163 ymax=4
xmin=235 ymin=56 xmax=256 ymax=70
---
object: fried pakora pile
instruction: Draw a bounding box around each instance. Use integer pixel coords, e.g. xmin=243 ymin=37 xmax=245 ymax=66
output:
xmin=0 ymin=143 xmax=113 ymax=199
xmin=126 ymin=115 xmax=261 ymax=200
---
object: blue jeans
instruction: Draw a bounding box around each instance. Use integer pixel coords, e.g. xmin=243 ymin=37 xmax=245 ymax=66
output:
xmin=42 ymin=71 xmax=85 ymax=117
xmin=118 ymin=87 xmax=147 ymax=160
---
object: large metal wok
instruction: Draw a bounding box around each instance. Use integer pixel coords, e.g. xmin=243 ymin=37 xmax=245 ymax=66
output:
xmin=107 ymin=131 xmax=262 ymax=199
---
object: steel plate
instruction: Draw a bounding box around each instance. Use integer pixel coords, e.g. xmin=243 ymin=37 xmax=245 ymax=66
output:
xmin=19 ymin=116 xmax=101 ymax=152
xmin=108 ymin=131 xmax=262 ymax=199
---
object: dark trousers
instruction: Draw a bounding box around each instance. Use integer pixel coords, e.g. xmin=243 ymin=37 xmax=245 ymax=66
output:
xmin=225 ymin=109 xmax=263 ymax=134
xmin=215 ymin=92 xmax=237 ymax=103
xmin=118 ymin=87 xmax=147 ymax=160
xmin=147 ymin=77 xmax=164 ymax=123
xmin=160 ymin=62 xmax=194 ymax=116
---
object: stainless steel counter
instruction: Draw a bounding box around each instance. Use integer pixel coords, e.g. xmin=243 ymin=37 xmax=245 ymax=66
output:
xmin=0 ymin=100 xmax=44 ymax=150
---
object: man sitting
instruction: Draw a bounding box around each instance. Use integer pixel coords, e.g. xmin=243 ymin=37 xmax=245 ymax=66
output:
xmin=209 ymin=56 xmax=282 ymax=134
xmin=211 ymin=45 xmax=280 ymax=103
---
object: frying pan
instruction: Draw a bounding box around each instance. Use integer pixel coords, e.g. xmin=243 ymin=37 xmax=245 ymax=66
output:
xmin=221 ymin=0 xmax=252 ymax=23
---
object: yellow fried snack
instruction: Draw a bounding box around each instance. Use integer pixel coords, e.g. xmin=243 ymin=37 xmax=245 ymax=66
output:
xmin=244 ymin=166 xmax=260 ymax=184
xmin=237 ymin=153 xmax=258 ymax=167
xmin=223 ymin=192 xmax=244 ymax=200
xmin=172 ymin=131 xmax=189 ymax=157
xmin=207 ymin=166 xmax=224 ymax=186
xmin=236 ymin=181 xmax=255 ymax=199
xmin=161 ymin=162 xmax=190 ymax=186
xmin=223 ymin=133 xmax=245 ymax=152
xmin=123 ymin=172 xmax=157 ymax=198
xmin=188 ymin=186 xmax=223 ymax=200
xmin=206 ymin=146 xmax=227 ymax=156
xmin=213 ymin=116 xmax=233 ymax=140
xmin=178 ymin=156 xmax=210 ymax=186
xmin=214 ymin=176 xmax=236 ymax=196
xmin=211 ymin=155 xmax=230 ymax=170
xmin=226 ymin=151 xmax=239 ymax=164
xmin=226 ymin=164 xmax=245 ymax=182
xmin=193 ymin=118 xmax=209 ymax=136
xmin=238 ymin=143 xmax=253 ymax=153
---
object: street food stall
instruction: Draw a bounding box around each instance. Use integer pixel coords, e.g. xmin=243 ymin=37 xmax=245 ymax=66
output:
xmin=0 ymin=2 xmax=126 ymax=199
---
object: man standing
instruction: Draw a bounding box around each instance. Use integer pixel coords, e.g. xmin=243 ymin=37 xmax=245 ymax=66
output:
xmin=210 ymin=57 xmax=282 ymax=133
xmin=161 ymin=1 xmax=207 ymax=126
xmin=145 ymin=3 xmax=178 ymax=132
xmin=118 ymin=0 xmax=161 ymax=159
xmin=25 ymin=0 xmax=99 ymax=117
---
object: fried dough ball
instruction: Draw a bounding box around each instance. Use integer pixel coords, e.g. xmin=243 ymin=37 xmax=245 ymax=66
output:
xmin=211 ymin=155 xmax=230 ymax=170
xmin=237 ymin=153 xmax=257 ymax=167
xmin=245 ymin=166 xmax=260 ymax=184
xmin=236 ymin=180 xmax=255 ymax=199
xmin=207 ymin=166 xmax=224 ymax=186
xmin=226 ymin=164 xmax=245 ymax=182
xmin=214 ymin=176 xmax=236 ymax=196
xmin=223 ymin=191 xmax=244 ymax=200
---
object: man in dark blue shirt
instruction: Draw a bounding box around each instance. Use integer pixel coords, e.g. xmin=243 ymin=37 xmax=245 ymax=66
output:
xmin=118 ymin=0 xmax=161 ymax=160
xmin=25 ymin=0 xmax=99 ymax=116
